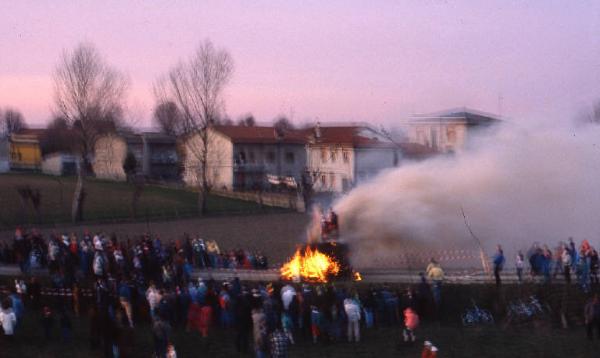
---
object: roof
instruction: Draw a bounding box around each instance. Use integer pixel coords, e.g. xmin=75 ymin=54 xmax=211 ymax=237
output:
xmin=212 ymin=125 xmax=307 ymax=144
xmin=409 ymin=108 xmax=501 ymax=125
xmin=308 ymin=126 xmax=396 ymax=148
xmin=11 ymin=128 xmax=46 ymax=143
xmin=15 ymin=128 xmax=47 ymax=137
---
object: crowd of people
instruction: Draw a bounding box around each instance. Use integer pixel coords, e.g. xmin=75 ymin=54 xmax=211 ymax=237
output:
xmin=0 ymin=227 xmax=447 ymax=357
xmin=0 ymin=228 xmax=269 ymax=278
xmin=9 ymin=228 xmax=600 ymax=355
xmin=491 ymin=237 xmax=600 ymax=291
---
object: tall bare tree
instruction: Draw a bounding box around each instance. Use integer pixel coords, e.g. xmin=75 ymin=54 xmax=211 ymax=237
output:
xmin=53 ymin=42 xmax=128 ymax=222
xmin=0 ymin=108 xmax=27 ymax=137
xmin=155 ymin=39 xmax=233 ymax=215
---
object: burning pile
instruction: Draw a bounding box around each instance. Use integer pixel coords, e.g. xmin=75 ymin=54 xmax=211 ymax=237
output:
xmin=281 ymin=246 xmax=341 ymax=283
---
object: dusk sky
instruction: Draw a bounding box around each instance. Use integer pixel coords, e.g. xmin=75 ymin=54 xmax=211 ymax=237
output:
xmin=1 ymin=1 xmax=599 ymax=127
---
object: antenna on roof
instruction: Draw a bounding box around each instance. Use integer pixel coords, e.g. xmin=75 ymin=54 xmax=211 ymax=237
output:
xmin=498 ymin=93 xmax=504 ymax=119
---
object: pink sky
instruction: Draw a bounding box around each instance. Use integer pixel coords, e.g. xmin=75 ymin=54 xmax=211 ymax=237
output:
xmin=1 ymin=1 xmax=599 ymax=127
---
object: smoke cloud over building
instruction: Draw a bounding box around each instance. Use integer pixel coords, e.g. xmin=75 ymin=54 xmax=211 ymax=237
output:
xmin=334 ymin=123 xmax=600 ymax=269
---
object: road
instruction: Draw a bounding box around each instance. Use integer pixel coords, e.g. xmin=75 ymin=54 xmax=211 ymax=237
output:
xmin=0 ymin=264 xmax=547 ymax=284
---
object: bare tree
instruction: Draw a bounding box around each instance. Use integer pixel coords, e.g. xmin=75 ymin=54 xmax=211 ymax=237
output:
xmin=153 ymin=101 xmax=184 ymax=136
xmin=273 ymin=115 xmax=294 ymax=133
xmin=53 ymin=42 xmax=128 ymax=222
xmin=40 ymin=116 xmax=76 ymax=155
xmin=0 ymin=108 xmax=27 ymax=137
xmin=237 ymin=114 xmax=256 ymax=127
xmin=155 ymin=39 xmax=233 ymax=215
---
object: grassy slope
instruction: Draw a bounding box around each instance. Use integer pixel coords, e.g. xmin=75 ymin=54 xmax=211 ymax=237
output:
xmin=0 ymin=173 xmax=281 ymax=229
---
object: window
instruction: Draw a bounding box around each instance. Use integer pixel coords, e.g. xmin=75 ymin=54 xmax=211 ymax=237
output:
xmin=285 ymin=152 xmax=295 ymax=164
xmin=248 ymin=151 xmax=256 ymax=164
xmin=430 ymin=129 xmax=438 ymax=149
xmin=266 ymin=151 xmax=275 ymax=164
xmin=446 ymin=127 xmax=456 ymax=144
xmin=321 ymin=174 xmax=327 ymax=185
xmin=238 ymin=151 xmax=246 ymax=164
xmin=330 ymin=148 xmax=336 ymax=162
xmin=330 ymin=173 xmax=335 ymax=188
xmin=343 ymin=151 xmax=350 ymax=163
xmin=320 ymin=148 xmax=327 ymax=163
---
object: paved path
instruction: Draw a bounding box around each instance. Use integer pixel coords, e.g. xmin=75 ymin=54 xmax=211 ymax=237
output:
xmin=0 ymin=264 xmax=554 ymax=284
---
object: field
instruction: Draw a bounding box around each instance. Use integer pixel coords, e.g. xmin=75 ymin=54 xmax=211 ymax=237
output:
xmin=0 ymin=173 xmax=288 ymax=230
xmin=2 ymin=283 xmax=600 ymax=358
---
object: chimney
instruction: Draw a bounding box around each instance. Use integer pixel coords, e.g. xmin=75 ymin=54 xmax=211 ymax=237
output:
xmin=315 ymin=122 xmax=321 ymax=139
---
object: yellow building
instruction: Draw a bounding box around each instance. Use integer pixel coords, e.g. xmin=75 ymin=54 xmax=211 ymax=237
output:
xmin=9 ymin=129 xmax=44 ymax=171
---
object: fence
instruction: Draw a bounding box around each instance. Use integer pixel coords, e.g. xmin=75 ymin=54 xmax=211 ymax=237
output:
xmin=212 ymin=190 xmax=306 ymax=212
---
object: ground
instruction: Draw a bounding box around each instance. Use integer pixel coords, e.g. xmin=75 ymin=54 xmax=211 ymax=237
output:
xmin=0 ymin=173 xmax=288 ymax=230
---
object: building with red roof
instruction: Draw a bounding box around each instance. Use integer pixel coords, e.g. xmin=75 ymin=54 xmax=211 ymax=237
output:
xmin=181 ymin=123 xmax=432 ymax=192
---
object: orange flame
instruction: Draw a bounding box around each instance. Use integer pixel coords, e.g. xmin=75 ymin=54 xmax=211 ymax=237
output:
xmin=281 ymin=246 xmax=341 ymax=283
xmin=353 ymin=271 xmax=362 ymax=281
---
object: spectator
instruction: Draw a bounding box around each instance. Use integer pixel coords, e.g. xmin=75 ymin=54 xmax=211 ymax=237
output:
xmin=9 ymin=288 xmax=24 ymax=327
xmin=119 ymin=281 xmax=134 ymax=327
xmin=516 ymin=251 xmax=525 ymax=283
xmin=562 ymin=245 xmax=572 ymax=284
xmin=343 ymin=296 xmax=361 ymax=343
xmin=252 ymin=307 xmax=268 ymax=358
xmin=0 ymin=299 xmax=17 ymax=341
xmin=493 ymin=245 xmax=505 ymax=286
xmin=199 ymin=303 xmax=213 ymax=343
xmin=41 ymin=306 xmax=54 ymax=340
xmin=426 ymin=259 xmax=444 ymax=307
xmin=403 ymin=307 xmax=419 ymax=343
xmin=152 ymin=314 xmax=172 ymax=358
xmin=584 ymin=294 xmax=600 ymax=340
xmin=166 ymin=343 xmax=177 ymax=358
xmin=269 ymin=324 xmax=290 ymax=358
xmin=421 ymin=341 xmax=438 ymax=358
xmin=60 ymin=310 xmax=72 ymax=342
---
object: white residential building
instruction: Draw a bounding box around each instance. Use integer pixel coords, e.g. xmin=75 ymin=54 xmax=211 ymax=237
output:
xmin=405 ymin=108 xmax=501 ymax=153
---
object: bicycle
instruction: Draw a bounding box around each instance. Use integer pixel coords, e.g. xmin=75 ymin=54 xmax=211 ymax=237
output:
xmin=462 ymin=300 xmax=495 ymax=326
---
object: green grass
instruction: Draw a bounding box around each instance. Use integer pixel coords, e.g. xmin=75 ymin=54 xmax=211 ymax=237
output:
xmin=0 ymin=173 xmax=286 ymax=229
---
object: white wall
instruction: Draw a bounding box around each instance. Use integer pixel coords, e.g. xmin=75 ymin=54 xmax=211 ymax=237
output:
xmin=183 ymin=129 xmax=234 ymax=189
xmin=307 ymin=144 xmax=354 ymax=192
xmin=41 ymin=154 xmax=63 ymax=176
xmin=407 ymin=122 xmax=467 ymax=153
xmin=93 ymin=135 xmax=128 ymax=181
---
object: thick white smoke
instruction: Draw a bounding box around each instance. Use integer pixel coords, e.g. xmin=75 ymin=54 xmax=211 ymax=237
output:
xmin=335 ymin=123 xmax=600 ymax=269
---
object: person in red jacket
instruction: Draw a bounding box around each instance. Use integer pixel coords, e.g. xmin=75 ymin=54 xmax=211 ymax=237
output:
xmin=199 ymin=303 xmax=213 ymax=339
xmin=186 ymin=302 xmax=202 ymax=334
xmin=403 ymin=307 xmax=419 ymax=342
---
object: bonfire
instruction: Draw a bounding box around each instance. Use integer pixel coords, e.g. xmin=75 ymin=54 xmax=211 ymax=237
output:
xmin=281 ymin=246 xmax=341 ymax=283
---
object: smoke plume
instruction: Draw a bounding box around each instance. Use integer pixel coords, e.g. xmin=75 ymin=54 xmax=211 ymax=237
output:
xmin=335 ymin=123 xmax=600 ymax=269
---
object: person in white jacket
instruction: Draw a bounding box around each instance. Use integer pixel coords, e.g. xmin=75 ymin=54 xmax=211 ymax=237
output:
xmin=0 ymin=303 xmax=17 ymax=339
xmin=343 ymin=297 xmax=361 ymax=342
